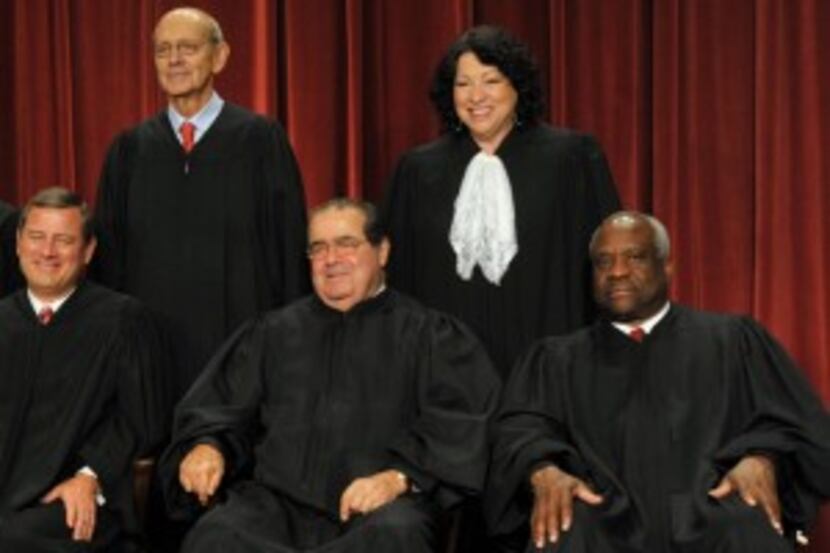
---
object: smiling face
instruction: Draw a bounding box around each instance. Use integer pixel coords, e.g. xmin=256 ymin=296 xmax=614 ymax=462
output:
xmin=308 ymin=206 xmax=389 ymax=312
xmin=591 ymin=216 xmax=672 ymax=324
xmin=17 ymin=206 xmax=96 ymax=302
xmin=153 ymin=9 xmax=229 ymax=114
xmin=453 ymin=51 xmax=519 ymax=153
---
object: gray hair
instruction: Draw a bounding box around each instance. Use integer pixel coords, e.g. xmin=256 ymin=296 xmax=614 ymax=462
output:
xmin=589 ymin=210 xmax=671 ymax=260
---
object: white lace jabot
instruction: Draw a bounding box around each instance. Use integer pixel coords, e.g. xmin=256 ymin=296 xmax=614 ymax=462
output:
xmin=449 ymin=151 xmax=518 ymax=285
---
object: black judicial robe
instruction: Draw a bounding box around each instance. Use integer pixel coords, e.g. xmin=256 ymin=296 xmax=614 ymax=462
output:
xmin=0 ymin=282 xmax=170 ymax=551
xmin=382 ymin=124 xmax=620 ymax=378
xmin=486 ymin=305 xmax=830 ymax=552
xmin=159 ymin=289 xmax=501 ymax=552
xmin=0 ymin=202 xmax=21 ymax=298
xmin=94 ymin=103 xmax=309 ymax=397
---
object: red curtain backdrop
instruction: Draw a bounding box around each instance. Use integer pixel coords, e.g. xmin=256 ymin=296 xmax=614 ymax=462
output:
xmin=1 ymin=0 xmax=828 ymax=544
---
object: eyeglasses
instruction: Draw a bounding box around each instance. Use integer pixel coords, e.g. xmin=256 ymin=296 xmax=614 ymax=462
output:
xmin=153 ymin=41 xmax=209 ymax=59
xmin=307 ymin=236 xmax=367 ymax=259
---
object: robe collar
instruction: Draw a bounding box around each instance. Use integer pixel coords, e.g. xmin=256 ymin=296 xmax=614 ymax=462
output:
xmin=311 ymin=286 xmax=394 ymax=319
xmin=454 ymin=121 xmax=536 ymax=160
xmin=15 ymin=280 xmax=91 ymax=325
xmin=596 ymin=302 xmax=681 ymax=350
xmin=611 ymin=302 xmax=671 ymax=337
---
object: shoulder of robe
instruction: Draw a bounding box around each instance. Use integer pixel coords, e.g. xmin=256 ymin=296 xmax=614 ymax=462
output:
xmin=403 ymin=133 xmax=458 ymax=161
xmin=673 ymin=304 xmax=747 ymax=334
xmin=514 ymin=325 xmax=596 ymax=369
xmin=258 ymin=294 xmax=318 ymax=326
xmin=528 ymin=124 xmax=604 ymax=157
xmin=221 ymin=103 xmax=285 ymax=134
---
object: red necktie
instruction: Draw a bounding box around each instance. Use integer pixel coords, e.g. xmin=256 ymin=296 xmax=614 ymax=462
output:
xmin=179 ymin=122 xmax=196 ymax=153
xmin=38 ymin=307 xmax=54 ymax=325
xmin=629 ymin=326 xmax=645 ymax=342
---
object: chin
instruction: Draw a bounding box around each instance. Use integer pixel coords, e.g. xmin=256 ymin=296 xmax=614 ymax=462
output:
xmin=600 ymin=305 xmax=637 ymax=322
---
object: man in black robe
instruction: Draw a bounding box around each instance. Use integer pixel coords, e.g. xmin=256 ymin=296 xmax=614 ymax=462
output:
xmin=486 ymin=211 xmax=830 ymax=552
xmin=159 ymin=198 xmax=500 ymax=553
xmin=0 ymin=188 xmax=168 ymax=552
xmin=94 ymin=7 xmax=309 ymax=398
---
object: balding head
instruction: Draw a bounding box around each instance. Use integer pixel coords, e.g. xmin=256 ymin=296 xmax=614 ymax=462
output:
xmin=154 ymin=7 xmax=224 ymax=44
xmin=589 ymin=211 xmax=673 ymax=324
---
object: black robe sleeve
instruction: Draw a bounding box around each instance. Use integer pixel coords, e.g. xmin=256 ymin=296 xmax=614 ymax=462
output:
xmin=483 ymin=340 xmax=593 ymax=535
xmin=91 ymin=131 xmax=133 ymax=290
xmin=256 ymin=122 xmax=310 ymax=305
xmin=380 ymin=151 xmax=418 ymax=296
xmin=712 ymin=317 xmax=830 ymax=531
xmin=158 ymin=320 xmax=267 ymax=519
xmin=387 ymin=311 xmax=501 ymax=508
xmin=77 ymin=299 xmax=173 ymax=495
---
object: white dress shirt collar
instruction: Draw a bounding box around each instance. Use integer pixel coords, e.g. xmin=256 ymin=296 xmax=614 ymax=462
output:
xmin=28 ymin=288 xmax=75 ymax=316
xmin=167 ymin=91 xmax=224 ymax=145
xmin=612 ymin=301 xmax=671 ymax=337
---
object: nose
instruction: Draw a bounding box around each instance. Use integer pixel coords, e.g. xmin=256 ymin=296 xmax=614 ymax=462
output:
xmin=470 ymin=82 xmax=484 ymax=103
xmin=322 ymin=245 xmax=340 ymax=265
xmin=608 ymin=255 xmax=630 ymax=278
xmin=168 ymin=46 xmax=184 ymax=64
xmin=41 ymin=238 xmax=58 ymax=257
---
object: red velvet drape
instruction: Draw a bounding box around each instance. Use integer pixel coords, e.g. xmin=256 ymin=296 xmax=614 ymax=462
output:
xmin=1 ymin=1 xmax=827 ymax=545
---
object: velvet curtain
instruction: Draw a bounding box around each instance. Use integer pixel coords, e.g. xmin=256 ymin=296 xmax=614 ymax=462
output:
xmin=1 ymin=0 xmax=828 ymax=544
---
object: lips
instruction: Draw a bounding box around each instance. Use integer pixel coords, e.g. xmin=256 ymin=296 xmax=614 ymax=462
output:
xmin=607 ymin=286 xmax=636 ymax=299
xmin=467 ymin=107 xmax=492 ymax=119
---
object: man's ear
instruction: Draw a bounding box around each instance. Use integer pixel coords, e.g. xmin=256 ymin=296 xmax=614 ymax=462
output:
xmin=83 ymin=237 xmax=98 ymax=265
xmin=664 ymin=258 xmax=674 ymax=281
xmin=212 ymin=42 xmax=230 ymax=74
xmin=378 ymin=237 xmax=391 ymax=268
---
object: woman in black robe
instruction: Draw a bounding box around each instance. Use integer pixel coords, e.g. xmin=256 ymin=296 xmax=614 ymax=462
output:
xmin=382 ymin=26 xmax=620 ymax=379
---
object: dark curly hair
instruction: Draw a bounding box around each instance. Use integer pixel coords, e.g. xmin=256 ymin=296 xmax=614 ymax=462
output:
xmin=429 ymin=25 xmax=543 ymax=133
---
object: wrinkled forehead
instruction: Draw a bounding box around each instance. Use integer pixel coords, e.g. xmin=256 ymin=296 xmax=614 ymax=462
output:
xmin=154 ymin=12 xmax=212 ymax=43
xmin=592 ymin=219 xmax=655 ymax=254
xmin=21 ymin=207 xmax=85 ymax=235
xmin=308 ymin=207 xmax=367 ymax=241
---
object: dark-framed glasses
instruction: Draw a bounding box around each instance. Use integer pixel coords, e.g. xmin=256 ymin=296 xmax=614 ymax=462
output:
xmin=154 ymin=41 xmax=208 ymax=58
xmin=307 ymin=236 xmax=367 ymax=259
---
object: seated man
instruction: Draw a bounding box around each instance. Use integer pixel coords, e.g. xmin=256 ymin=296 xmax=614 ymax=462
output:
xmin=159 ymin=198 xmax=501 ymax=553
xmin=486 ymin=211 xmax=830 ymax=552
xmin=0 ymin=188 xmax=168 ymax=552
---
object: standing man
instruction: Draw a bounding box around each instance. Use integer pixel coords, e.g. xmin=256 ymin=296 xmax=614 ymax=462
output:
xmin=0 ymin=188 xmax=167 ymax=552
xmin=94 ymin=7 xmax=309 ymax=398
xmin=158 ymin=198 xmax=501 ymax=553
xmin=487 ymin=211 xmax=830 ymax=552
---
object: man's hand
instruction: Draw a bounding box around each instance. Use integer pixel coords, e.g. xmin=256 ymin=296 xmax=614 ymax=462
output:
xmin=338 ymin=470 xmax=408 ymax=522
xmin=179 ymin=443 xmax=225 ymax=506
xmin=41 ymin=473 xmax=99 ymax=542
xmin=709 ymin=454 xmax=782 ymax=535
xmin=529 ymin=465 xmax=603 ymax=548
